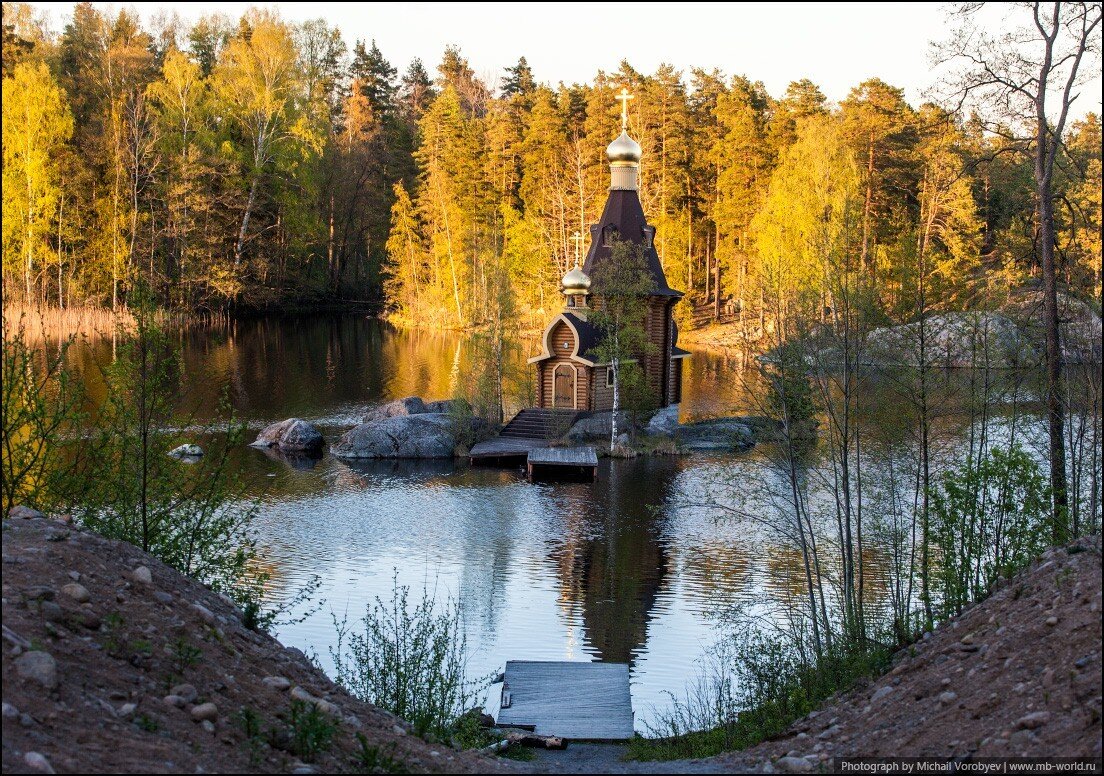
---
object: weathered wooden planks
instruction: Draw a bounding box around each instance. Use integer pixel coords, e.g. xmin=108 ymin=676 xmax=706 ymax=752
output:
xmin=469 ymin=437 xmax=549 ymax=461
xmin=526 ymin=447 xmax=599 ymax=466
xmin=496 ymin=660 xmax=633 ymax=740
xmin=526 ymin=446 xmax=598 ymax=481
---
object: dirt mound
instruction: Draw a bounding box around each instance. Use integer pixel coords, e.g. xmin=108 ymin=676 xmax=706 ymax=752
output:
xmin=1 ymin=514 xmax=507 ymax=774
xmin=717 ymin=538 xmax=1102 ymax=771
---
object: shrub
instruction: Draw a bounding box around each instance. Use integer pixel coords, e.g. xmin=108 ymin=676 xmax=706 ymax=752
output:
xmin=331 ymin=575 xmax=490 ymax=741
xmin=930 ymin=443 xmax=1051 ymax=617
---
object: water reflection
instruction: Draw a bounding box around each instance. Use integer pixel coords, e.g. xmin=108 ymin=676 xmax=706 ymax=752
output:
xmin=46 ymin=314 xmax=1091 ymax=730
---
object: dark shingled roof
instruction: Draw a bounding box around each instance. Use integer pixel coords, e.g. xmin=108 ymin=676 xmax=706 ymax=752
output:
xmin=562 ymin=312 xmax=605 ymax=361
xmin=583 ymin=189 xmax=683 ymax=298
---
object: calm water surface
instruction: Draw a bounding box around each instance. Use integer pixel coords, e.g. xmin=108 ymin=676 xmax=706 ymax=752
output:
xmin=66 ymin=314 xmax=1060 ymax=729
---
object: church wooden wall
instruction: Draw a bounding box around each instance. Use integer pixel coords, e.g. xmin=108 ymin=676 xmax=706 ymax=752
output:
xmin=643 ymin=298 xmax=671 ymax=407
xmin=538 ymin=322 xmax=591 ymax=410
xmin=592 ymin=366 xmax=615 ymax=412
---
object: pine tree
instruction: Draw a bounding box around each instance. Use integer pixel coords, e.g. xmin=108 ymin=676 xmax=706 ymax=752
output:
xmin=501 ymin=56 xmax=535 ymax=98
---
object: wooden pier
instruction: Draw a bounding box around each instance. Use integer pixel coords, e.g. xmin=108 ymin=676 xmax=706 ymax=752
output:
xmin=469 ymin=408 xmax=587 ymax=465
xmin=526 ymin=446 xmax=598 ymax=481
xmin=496 ymin=661 xmax=633 ymax=740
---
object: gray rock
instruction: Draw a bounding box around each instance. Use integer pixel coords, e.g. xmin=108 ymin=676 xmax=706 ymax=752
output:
xmin=131 ymin=566 xmax=153 ymax=585
xmin=362 ymin=396 xmax=426 ymax=423
xmin=201 ymin=719 xmax=216 ymax=733
xmin=645 ymin=405 xmax=680 ymax=436
xmin=168 ymin=444 xmax=204 ymax=458
xmin=251 ymin=418 xmax=324 ymax=454
xmin=2 ymin=702 xmax=18 ymax=719
xmin=871 ymin=685 xmax=893 ymax=703
xmin=290 ymin=686 xmax=340 ymax=717
xmin=61 ymin=583 xmax=90 ymax=603
xmin=1017 ymin=711 xmax=1050 ymax=730
xmin=775 ymin=756 xmax=815 ymax=774
xmin=424 ymin=399 xmax=459 ymax=414
xmin=191 ymin=603 xmax=216 ymax=625
xmin=23 ymin=752 xmax=55 ymax=774
xmin=565 ymin=411 xmax=634 ymax=443
xmin=171 ymin=683 xmax=198 ymax=703
xmin=191 ymin=702 xmax=218 ymax=722
xmin=331 ymin=413 xmax=461 ymax=459
xmin=119 ymin=702 xmax=137 ymax=717
xmin=9 ymin=505 xmax=45 ymax=520
xmin=153 ymin=591 xmax=173 ymax=605
xmin=675 ymin=418 xmax=755 ymax=451
xmin=263 ymin=676 xmax=291 ymax=691
xmin=163 ymin=695 xmax=186 ymax=708
xmin=14 ymin=651 xmax=58 ymax=690
xmin=864 ymin=312 xmax=1029 ymax=368
xmin=939 ymin=691 xmax=958 ymax=705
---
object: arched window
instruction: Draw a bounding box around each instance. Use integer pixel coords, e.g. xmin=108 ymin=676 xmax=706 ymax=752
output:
xmin=602 ymin=225 xmax=619 ymax=247
xmin=642 ymin=226 xmax=655 ymax=248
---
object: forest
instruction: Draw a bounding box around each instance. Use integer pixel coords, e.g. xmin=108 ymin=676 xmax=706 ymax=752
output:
xmin=2 ymin=2 xmax=1099 ymax=331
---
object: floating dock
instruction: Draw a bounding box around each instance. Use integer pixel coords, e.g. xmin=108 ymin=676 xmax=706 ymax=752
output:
xmin=526 ymin=446 xmax=598 ymax=481
xmin=496 ymin=660 xmax=633 ymax=740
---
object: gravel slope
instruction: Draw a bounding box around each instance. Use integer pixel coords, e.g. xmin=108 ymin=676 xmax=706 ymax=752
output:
xmin=1 ymin=513 xmax=508 ymax=774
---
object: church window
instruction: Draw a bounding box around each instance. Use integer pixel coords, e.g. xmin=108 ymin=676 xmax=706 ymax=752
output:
xmin=602 ymin=225 xmax=619 ymax=247
xmin=642 ymin=226 xmax=655 ymax=248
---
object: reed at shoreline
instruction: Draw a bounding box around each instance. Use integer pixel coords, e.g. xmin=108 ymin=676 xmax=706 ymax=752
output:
xmin=2 ymin=303 xmax=223 ymax=340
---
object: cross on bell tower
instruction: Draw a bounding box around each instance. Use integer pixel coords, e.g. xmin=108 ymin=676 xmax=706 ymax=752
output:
xmin=569 ymin=230 xmax=585 ymax=269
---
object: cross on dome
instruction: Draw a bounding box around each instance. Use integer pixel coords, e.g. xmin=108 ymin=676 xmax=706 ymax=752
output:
xmin=615 ymin=88 xmax=633 ymax=131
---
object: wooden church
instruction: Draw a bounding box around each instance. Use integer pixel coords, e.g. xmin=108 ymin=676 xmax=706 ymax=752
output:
xmin=528 ymin=91 xmax=689 ymax=413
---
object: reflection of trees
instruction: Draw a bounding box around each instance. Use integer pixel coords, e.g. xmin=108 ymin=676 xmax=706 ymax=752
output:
xmin=678 ymin=541 xmax=753 ymax=610
xmin=548 ymin=458 xmax=681 ymax=663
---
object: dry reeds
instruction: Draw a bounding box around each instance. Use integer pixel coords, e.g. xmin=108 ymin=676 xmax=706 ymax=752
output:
xmin=2 ymin=303 xmax=213 ymax=341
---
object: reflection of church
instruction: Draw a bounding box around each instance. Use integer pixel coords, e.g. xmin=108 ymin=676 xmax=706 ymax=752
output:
xmin=550 ymin=457 xmax=676 ymax=663
xmin=528 ymin=90 xmax=689 ymax=412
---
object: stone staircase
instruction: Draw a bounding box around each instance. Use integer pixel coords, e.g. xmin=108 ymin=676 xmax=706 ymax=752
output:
xmin=500 ymin=408 xmax=587 ymax=440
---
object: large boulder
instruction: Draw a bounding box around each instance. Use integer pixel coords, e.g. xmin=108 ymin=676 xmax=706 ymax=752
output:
xmin=424 ymin=399 xmax=461 ymax=414
xmin=1004 ymin=289 xmax=1102 ymax=364
xmin=362 ymin=396 xmax=427 ymax=424
xmin=565 ymin=411 xmax=635 ymax=443
xmin=251 ymin=418 xmax=324 ymax=454
xmin=645 ymin=405 xmax=680 ymax=437
xmin=864 ymin=312 xmax=1029 ymax=368
xmin=675 ymin=418 xmax=755 ymax=451
xmin=332 ymin=414 xmax=462 ymax=459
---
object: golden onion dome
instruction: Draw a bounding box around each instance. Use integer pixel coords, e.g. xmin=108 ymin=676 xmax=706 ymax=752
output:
xmin=606 ymin=131 xmax=641 ymax=164
xmin=562 ymin=266 xmax=591 ymax=293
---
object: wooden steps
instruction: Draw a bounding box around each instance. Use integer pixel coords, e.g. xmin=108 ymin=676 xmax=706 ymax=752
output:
xmin=499 ymin=408 xmax=586 ymax=440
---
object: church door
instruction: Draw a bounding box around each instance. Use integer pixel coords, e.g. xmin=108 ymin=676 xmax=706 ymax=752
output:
xmin=553 ymin=365 xmax=576 ymax=409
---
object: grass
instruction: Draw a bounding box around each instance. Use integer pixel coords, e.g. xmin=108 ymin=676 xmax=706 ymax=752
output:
xmin=354 ymin=735 xmax=408 ymax=773
xmin=448 ymin=709 xmax=535 ymax=762
xmin=627 ymin=635 xmax=894 ymax=762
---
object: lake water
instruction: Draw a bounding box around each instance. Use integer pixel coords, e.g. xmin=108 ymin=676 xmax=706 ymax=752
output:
xmin=62 ymin=314 xmax=1080 ymax=730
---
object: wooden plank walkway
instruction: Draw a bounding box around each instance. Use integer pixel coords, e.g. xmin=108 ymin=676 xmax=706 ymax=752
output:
xmin=469 ymin=436 xmax=549 ymax=461
xmin=527 ymin=446 xmax=598 ymax=481
xmin=496 ymin=661 xmax=633 ymax=740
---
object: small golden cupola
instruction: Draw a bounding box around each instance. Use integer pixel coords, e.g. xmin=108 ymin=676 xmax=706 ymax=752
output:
xmin=562 ymin=230 xmax=591 ymax=312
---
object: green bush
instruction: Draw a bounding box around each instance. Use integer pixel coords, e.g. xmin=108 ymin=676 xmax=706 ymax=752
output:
xmin=930 ymin=443 xmax=1051 ymax=617
xmin=629 ymin=630 xmax=891 ymax=761
xmin=331 ymin=575 xmax=491 ymax=741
